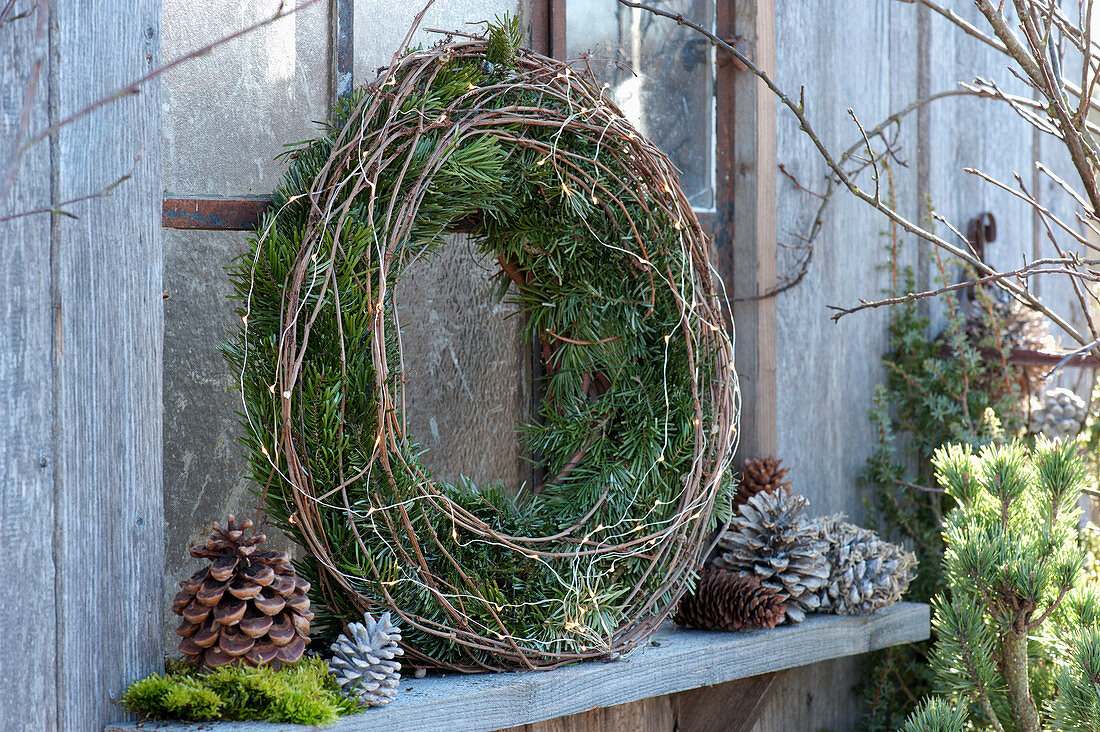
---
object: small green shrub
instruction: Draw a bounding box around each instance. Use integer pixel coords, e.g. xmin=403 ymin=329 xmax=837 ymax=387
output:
xmin=121 ymin=657 xmax=360 ymax=726
xmin=901 ymin=439 xmax=1097 ymax=732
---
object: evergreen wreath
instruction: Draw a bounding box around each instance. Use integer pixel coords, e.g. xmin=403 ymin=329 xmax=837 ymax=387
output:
xmin=225 ymin=16 xmax=739 ymax=672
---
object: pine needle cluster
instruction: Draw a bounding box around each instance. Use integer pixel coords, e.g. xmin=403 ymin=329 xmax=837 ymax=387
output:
xmin=902 ymin=439 xmax=1098 ymax=732
xmin=222 ymin=18 xmax=735 ymax=670
xmin=120 ymin=657 xmax=359 ymax=725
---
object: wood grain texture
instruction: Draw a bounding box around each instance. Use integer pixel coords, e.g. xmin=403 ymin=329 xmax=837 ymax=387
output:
xmin=750 ymin=656 xmax=863 ymax=732
xmin=725 ymin=0 xmax=778 ymax=460
xmin=672 ymin=672 xmax=782 ymax=732
xmin=503 ymin=696 xmax=675 ymax=732
xmin=498 ymin=671 xmax=780 ymax=732
xmin=51 ymin=1 xmax=165 ymax=728
xmin=0 ymin=4 xmax=58 ymax=729
xmin=105 ymin=603 xmax=928 ymax=732
xmin=766 ymin=2 xmax=923 ymax=728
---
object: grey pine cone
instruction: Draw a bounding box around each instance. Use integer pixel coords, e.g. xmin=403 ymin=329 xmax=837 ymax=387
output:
xmin=965 ymin=296 xmax=1054 ymax=353
xmin=330 ymin=612 xmax=404 ymax=708
xmin=812 ymin=514 xmax=916 ymax=615
xmin=712 ymin=488 xmax=830 ymax=623
xmin=1028 ymin=387 xmax=1086 ymax=441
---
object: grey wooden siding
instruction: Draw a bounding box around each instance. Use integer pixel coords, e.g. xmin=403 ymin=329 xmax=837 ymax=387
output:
xmin=1 ymin=1 xmax=164 ymax=729
xmin=765 ymin=2 xmax=1083 ymax=730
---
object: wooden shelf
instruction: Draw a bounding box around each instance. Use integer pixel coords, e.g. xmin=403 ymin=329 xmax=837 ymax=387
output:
xmin=106 ymin=602 xmax=928 ymax=732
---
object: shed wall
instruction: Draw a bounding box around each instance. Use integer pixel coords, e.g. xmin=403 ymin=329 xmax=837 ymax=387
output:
xmin=155 ymin=1 xmax=1067 ymax=731
xmin=0 ymin=2 xmax=164 ymax=729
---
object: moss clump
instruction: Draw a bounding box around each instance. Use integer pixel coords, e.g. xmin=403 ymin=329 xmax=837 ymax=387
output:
xmin=121 ymin=657 xmax=360 ymax=726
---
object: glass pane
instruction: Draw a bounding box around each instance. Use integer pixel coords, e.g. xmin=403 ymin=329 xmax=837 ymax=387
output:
xmin=162 ymin=0 xmax=331 ymax=195
xmin=567 ymin=0 xmax=715 ymax=209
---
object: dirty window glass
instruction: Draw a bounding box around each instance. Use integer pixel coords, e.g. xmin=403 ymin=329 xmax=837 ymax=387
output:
xmin=566 ymin=0 xmax=716 ymax=209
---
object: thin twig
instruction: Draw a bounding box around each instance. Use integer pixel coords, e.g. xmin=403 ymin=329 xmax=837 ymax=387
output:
xmin=828 ymin=258 xmax=1095 ymax=320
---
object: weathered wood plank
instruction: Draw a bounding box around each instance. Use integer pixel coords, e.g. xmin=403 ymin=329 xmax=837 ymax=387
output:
xmin=503 ymin=695 xmax=674 ymax=732
xmin=0 ymin=3 xmax=58 ymax=729
xmin=51 ymin=1 xmax=165 ymax=729
xmin=673 ymin=671 xmax=782 ymax=732
xmin=105 ymin=603 xmax=929 ymax=732
xmin=724 ymin=0 xmax=778 ymax=460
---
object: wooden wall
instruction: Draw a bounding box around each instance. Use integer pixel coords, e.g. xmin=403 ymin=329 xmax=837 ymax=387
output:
xmin=0 ymin=1 xmax=164 ymax=729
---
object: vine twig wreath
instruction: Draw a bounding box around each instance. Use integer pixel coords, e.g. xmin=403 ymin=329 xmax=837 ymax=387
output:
xmin=225 ymin=16 xmax=740 ymax=672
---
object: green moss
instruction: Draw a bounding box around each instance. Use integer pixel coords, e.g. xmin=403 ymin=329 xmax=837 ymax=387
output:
xmin=121 ymin=657 xmax=360 ymax=726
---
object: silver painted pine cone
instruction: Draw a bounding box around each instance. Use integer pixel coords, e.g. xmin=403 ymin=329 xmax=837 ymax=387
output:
xmin=329 ymin=612 xmax=404 ymax=707
xmin=712 ymin=488 xmax=830 ymax=623
xmin=812 ymin=514 xmax=916 ymax=615
xmin=1028 ymin=387 xmax=1086 ymax=442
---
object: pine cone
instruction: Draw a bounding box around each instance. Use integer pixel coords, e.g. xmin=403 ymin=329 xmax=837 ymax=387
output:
xmin=735 ymin=456 xmax=792 ymax=507
xmin=964 ymin=295 xmax=1056 ymax=395
xmin=712 ymin=488 xmax=829 ymax=623
xmin=173 ymin=516 xmax=313 ymax=669
xmin=1028 ymin=387 xmax=1086 ymax=442
xmin=965 ymin=296 xmax=1054 ymax=353
xmin=330 ymin=612 xmax=404 ymax=707
xmin=811 ymin=514 xmax=916 ymax=615
xmin=674 ymin=567 xmax=786 ymax=631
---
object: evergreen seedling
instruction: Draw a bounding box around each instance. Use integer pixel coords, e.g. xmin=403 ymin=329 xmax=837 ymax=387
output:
xmin=903 ymin=438 xmax=1092 ymax=732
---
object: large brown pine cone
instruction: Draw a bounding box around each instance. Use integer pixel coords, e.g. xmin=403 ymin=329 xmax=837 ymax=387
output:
xmin=675 ymin=567 xmax=786 ymax=631
xmin=735 ymin=456 xmax=793 ymax=507
xmin=173 ymin=516 xmax=313 ymax=669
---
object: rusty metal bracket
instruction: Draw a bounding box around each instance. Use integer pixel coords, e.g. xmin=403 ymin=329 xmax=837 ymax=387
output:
xmin=967 ymin=211 xmax=997 ymax=262
xmin=162 ymin=197 xmax=270 ymax=230
xmin=716 ymin=35 xmax=751 ymax=71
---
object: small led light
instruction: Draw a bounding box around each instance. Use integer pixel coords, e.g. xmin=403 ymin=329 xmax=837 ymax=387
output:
xmin=656 ymin=455 xmax=665 ymax=463
xmin=260 ymin=445 xmax=269 ymax=456
xmin=268 ymin=383 xmax=277 ymax=394
xmin=536 ymin=157 xmax=548 ymax=166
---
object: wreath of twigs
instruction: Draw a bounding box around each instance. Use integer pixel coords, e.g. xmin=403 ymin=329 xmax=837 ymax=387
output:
xmin=225 ymin=16 xmax=739 ymax=672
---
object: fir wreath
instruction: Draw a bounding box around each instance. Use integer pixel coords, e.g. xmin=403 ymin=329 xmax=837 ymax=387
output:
xmin=224 ymin=16 xmax=739 ymax=671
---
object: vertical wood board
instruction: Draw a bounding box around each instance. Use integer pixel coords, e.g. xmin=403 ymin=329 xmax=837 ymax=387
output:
xmin=724 ymin=0 xmax=778 ymax=461
xmin=766 ymin=0 xmax=921 ymax=729
xmin=0 ymin=3 xmax=58 ymax=729
xmin=772 ymin=0 xmax=919 ymax=519
xmin=51 ymin=1 xmax=165 ymax=728
xmin=922 ymin=2 xmax=1036 ymax=333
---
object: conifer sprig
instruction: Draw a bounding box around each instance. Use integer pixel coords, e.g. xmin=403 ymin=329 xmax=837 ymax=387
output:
xmin=905 ymin=439 xmax=1091 ymax=731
